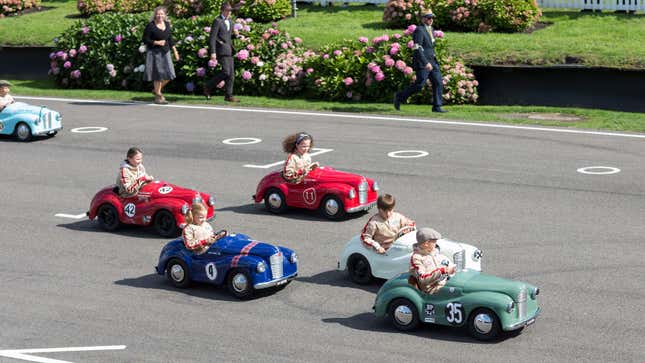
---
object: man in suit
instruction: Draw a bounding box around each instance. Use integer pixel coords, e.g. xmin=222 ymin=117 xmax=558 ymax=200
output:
xmin=205 ymin=2 xmax=239 ymax=102
xmin=394 ymin=10 xmax=447 ymax=113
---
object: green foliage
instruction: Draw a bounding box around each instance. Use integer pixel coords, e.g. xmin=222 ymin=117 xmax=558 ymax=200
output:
xmin=383 ymin=0 xmax=431 ymax=29
xmin=0 ymin=0 xmax=41 ymax=17
xmin=238 ymin=0 xmax=291 ymax=23
xmin=76 ymin=0 xmax=164 ymax=16
xmin=169 ymin=0 xmax=223 ymax=17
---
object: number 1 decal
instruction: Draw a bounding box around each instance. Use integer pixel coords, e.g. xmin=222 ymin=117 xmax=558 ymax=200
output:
xmin=445 ymin=302 xmax=464 ymax=324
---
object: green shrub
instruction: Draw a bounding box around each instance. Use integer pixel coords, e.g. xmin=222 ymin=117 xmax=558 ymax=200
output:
xmin=238 ymin=0 xmax=291 ymax=23
xmin=0 ymin=0 xmax=41 ymax=17
xmin=169 ymin=0 xmax=224 ymax=17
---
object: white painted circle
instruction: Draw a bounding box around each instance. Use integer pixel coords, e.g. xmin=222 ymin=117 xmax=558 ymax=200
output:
xmin=577 ymin=166 xmax=621 ymax=175
xmin=223 ymin=137 xmax=262 ymax=145
xmin=71 ymin=126 xmax=108 ymax=133
xmin=205 ymin=262 xmax=218 ymax=280
xmin=387 ymin=150 xmax=429 ymax=158
xmin=124 ymin=203 xmax=136 ymax=217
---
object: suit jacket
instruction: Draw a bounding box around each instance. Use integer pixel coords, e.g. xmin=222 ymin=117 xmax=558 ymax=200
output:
xmin=209 ymin=15 xmax=234 ymax=57
xmin=411 ymin=25 xmax=437 ymax=71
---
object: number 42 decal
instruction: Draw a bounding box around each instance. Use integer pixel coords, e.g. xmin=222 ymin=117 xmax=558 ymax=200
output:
xmin=445 ymin=302 xmax=464 ymax=324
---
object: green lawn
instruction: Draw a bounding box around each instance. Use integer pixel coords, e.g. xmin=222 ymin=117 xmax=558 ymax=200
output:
xmin=0 ymin=0 xmax=78 ymax=46
xmin=10 ymin=79 xmax=645 ymax=132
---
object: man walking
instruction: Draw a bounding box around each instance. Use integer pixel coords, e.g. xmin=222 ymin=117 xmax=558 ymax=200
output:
xmin=394 ymin=10 xmax=446 ymax=113
xmin=205 ymin=2 xmax=239 ymax=102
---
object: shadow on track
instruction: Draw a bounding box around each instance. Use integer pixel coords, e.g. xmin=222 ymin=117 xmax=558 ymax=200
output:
xmin=57 ymin=219 xmax=169 ymax=239
xmin=296 ymin=270 xmax=383 ymax=294
xmin=218 ymin=202 xmax=369 ymax=222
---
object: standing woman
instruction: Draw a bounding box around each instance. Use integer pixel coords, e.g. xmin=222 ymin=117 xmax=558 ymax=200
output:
xmin=142 ymin=6 xmax=179 ymax=104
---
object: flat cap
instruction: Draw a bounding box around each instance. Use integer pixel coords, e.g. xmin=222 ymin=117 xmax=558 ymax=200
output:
xmin=416 ymin=227 xmax=442 ymax=243
xmin=421 ymin=10 xmax=435 ymax=18
xmin=0 ymin=80 xmax=12 ymax=87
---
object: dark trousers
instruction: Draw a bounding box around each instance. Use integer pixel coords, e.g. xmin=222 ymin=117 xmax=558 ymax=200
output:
xmin=206 ymin=55 xmax=234 ymax=98
xmin=397 ymin=61 xmax=443 ymax=108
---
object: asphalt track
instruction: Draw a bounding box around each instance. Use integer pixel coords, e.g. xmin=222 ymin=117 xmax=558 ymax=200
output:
xmin=1 ymin=97 xmax=644 ymax=363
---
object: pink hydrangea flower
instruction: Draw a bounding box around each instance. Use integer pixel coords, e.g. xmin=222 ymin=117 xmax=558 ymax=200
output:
xmin=385 ymin=58 xmax=395 ymax=67
xmin=208 ymin=59 xmax=218 ymax=68
xmin=79 ymin=45 xmax=87 ymax=54
xmin=433 ymin=30 xmax=444 ymax=38
xmin=294 ymin=37 xmax=302 ymax=44
xmin=196 ymin=67 xmax=206 ymax=77
xmin=204 ymin=26 xmax=211 ymax=33
xmin=404 ymin=67 xmax=413 ymax=75
xmin=358 ymin=36 xmax=368 ymax=43
xmin=246 ymin=44 xmax=255 ymax=51
xmin=393 ymin=33 xmax=401 ymax=39
xmin=407 ymin=40 xmax=415 ymax=49
xmin=198 ymin=48 xmax=208 ymax=58
xmin=333 ymin=50 xmax=342 ymax=57
xmin=82 ymin=26 xmax=90 ymax=35
xmin=389 ymin=47 xmax=399 ymax=56
xmin=69 ymin=49 xmax=77 ymax=57
xmin=242 ymin=70 xmax=252 ymax=80
xmin=49 ymin=52 xmax=56 ymax=60
xmin=375 ymin=72 xmax=385 ymax=82
xmin=114 ymin=34 xmax=123 ymax=43
xmin=306 ymin=68 xmax=313 ymax=74
xmin=404 ymin=24 xmax=417 ymax=36
xmin=365 ymin=47 xmax=374 ymax=54
xmin=106 ymin=64 xmax=114 ymax=72
xmin=63 ymin=61 xmax=72 ymax=69
xmin=322 ymin=54 xmax=329 ymax=59
xmin=343 ymin=77 xmax=353 ymax=86
xmin=71 ymin=70 xmax=81 ymax=79
xmin=236 ymin=49 xmax=249 ymax=61
xmin=109 ymin=69 xmax=117 ymax=77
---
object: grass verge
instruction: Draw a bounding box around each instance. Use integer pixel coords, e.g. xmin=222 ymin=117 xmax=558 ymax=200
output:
xmin=0 ymin=0 xmax=79 ymax=46
xmin=10 ymin=79 xmax=645 ymax=133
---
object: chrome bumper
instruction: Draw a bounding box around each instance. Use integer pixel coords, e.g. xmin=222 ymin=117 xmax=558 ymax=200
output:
xmin=254 ymin=272 xmax=297 ymax=289
xmin=34 ymin=125 xmax=62 ymax=136
xmin=346 ymin=201 xmax=376 ymax=213
xmin=505 ymin=308 xmax=540 ymax=331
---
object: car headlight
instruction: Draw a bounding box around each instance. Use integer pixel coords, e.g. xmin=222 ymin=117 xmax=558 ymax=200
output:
xmin=372 ymin=181 xmax=379 ymax=191
xmin=506 ymin=301 xmax=515 ymax=313
xmin=530 ymin=287 xmax=540 ymax=300
xmin=290 ymin=252 xmax=298 ymax=264
xmin=348 ymin=189 xmax=356 ymax=199
xmin=193 ymin=194 xmax=203 ymax=204
xmin=472 ymin=249 xmax=482 ymax=261
xmin=181 ymin=204 xmax=189 ymax=215
xmin=256 ymin=261 xmax=266 ymax=273
xmin=208 ymin=195 xmax=215 ymax=206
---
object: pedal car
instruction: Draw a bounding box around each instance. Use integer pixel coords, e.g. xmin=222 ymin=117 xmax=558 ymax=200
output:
xmin=338 ymin=227 xmax=482 ymax=284
xmin=252 ymin=166 xmax=378 ymax=220
xmin=87 ymin=180 xmax=215 ymax=237
xmin=373 ymin=270 xmax=540 ymax=340
xmin=155 ymin=231 xmax=298 ymax=299
xmin=0 ymin=102 xmax=62 ymax=141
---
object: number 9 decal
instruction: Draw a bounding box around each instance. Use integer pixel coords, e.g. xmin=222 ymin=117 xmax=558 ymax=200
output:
xmin=205 ymin=262 xmax=217 ymax=280
xmin=445 ymin=302 xmax=464 ymax=324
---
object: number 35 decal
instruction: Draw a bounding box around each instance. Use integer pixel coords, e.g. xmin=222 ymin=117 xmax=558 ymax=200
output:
xmin=445 ymin=302 xmax=464 ymax=324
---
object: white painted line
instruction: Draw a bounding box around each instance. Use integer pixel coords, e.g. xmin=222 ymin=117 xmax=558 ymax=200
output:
xmin=55 ymin=213 xmax=87 ymax=219
xmin=387 ymin=150 xmax=429 ymax=158
xmin=16 ymin=95 xmax=645 ymax=139
xmin=70 ymin=127 xmax=108 ymax=133
xmin=244 ymin=148 xmax=334 ymax=169
xmin=223 ymin=137 xmax=262 ymax=145
xmin=0 ymin=345 xmax=126 ymax=363
xmin=577 ymin=166 xmax=621 ymax=175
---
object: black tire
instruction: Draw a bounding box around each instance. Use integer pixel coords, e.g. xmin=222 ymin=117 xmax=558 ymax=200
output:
xmin=264 ymin=188 xmax=287 ymax=214
xmin=320 ymin=194 xmax=346 ymax=220
xmin=97 ymin=204 xmax=120 ymax=231
xmin=14 ymin=122 xmax=32 ymax=142
xmin=154 ymin=210 xmax=179 ymax=237
xmin=467 ymin=308 xmax=502 ymax=341
xmin=347 ymin=254 xmax=373 ymax=285
xmin=166 ymin=258 xmax=191 ymax=288
xmin=227 ymin=268 xmax=254 ymax=299
xmin=388 ymin=298 xmax=420 ymax=331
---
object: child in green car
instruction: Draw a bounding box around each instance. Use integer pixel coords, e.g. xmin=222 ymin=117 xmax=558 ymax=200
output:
xmin=410 ymin=227 xmax=457 ymax=294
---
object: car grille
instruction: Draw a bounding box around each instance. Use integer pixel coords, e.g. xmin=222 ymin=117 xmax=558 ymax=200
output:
xmin=358 ymin=180 xmax=368 ymax=204
xmin=517 ymin=288 xmax=527 ymax=318
xmin=269 ymin=252 xmax=283 ymax=279
xmin=42 ymin=112 xmax=51 ymax=129
xmin=452 ymin=249 xmax=465 ymax=270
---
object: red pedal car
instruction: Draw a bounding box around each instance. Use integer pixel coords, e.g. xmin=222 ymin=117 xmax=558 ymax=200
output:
xmin=253 ymin=166 xmax=378 ymax=220
xmin=88 ymin=180 xmax=215 ymax=237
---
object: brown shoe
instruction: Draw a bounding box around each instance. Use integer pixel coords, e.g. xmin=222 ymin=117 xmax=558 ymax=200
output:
xmin=154 ymin=95 xmax=168 ymax=105
xmin=224 ymin=96 xmax=240 ymax=103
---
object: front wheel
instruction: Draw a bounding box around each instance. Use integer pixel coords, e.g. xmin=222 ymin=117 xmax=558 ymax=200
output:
xmin=467 ymin=308 xmax=501 ymax=341
xmin=320 ymin=195 xmax=346 ymax=220
xmin=264 ymin=188 xmax=287 ymax=214
xmin=14 ymin=122 xmax=32 ymax=141
xmin=347 ymin=254 xmax=373 ymax=285
xmin=388 ymin=298 xmax=420 ymax=331
xmin=154 ymin=210 xmax=179 ymax=237
xmin=97 ymin=204 xmax=120 ymax=231
xmin=166 ymin=258 xmax=191 ymax=288
xmin=227 ymin=268 xmax=254 ymax=299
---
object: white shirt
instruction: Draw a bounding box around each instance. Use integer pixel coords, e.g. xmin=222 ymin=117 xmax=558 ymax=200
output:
xmin=0 ymin=94 xmax=14 ymax=109
xmin=222 ymin=15 xmax=230 ymax=32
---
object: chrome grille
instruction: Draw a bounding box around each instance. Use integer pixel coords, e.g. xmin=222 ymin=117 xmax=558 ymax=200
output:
xmin=269 ymin=252 xmax=283 ymax=279
xmin=517 ymin=288 xmax=527 ymax=318
xmin=358 ymin=180 xmax=368 ymax=204
xmin=452 ymin=249 xmax=465 ymax=270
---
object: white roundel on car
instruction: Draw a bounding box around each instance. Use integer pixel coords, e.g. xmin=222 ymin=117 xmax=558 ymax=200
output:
xmin=205 ymin=262 xmax=217 ymax=280
xmin=158 ymin=186 xmax=173 ymax=194
xmin=124 ymin=203 xmax=136 ymax=217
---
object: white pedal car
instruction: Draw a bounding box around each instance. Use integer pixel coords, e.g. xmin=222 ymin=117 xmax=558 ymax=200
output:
xmin=337 ymin=228 xmax=482 ymax=284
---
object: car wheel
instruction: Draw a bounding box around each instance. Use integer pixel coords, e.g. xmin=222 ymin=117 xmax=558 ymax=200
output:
xmin=320 ymin=195 xmax=346 ymax=220
xmin=227 ymin=268 xmax=254 ymax=299
xmin=348 ymin=254 xmax=373 ymax=284
xmin=97 ymin=204 xmax=120 ymax=231
xmin=264 ymin=188 xmax=287 ymax=214
xmin=388 ymin=298 xmax=420 ymax=331
xmin=14 ymin=122 xmax=31 ymax=142
xmin=467 ymin=308 xmax=502 ymax=341
xmin=154 ymin=210 xmax=179 ymax=237
xmin=166 ymin=258 xmax=191 ymax=288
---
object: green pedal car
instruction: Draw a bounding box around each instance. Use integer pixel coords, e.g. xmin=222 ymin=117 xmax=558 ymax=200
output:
xmin=373 ymin=270 xmax=540 ymax=340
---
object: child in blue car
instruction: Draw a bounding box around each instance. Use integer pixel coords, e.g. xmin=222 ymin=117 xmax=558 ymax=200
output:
xmin=183 ymin=203 xmax=226 ymax=255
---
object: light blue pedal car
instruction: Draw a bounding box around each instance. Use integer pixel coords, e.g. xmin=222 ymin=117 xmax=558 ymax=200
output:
xmin=0 ymin=102 xmax=62 ymax=141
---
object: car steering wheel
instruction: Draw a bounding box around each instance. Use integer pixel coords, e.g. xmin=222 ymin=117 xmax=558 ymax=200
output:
xmin=395 ymin=225 xmax=416 ymax=239
xmin=214 ymin=229 xmax=228 ymax=239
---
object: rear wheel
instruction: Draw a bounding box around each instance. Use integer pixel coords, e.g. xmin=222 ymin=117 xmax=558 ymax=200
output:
xmin=227 ymin=268 xmax=254 ymax=299
xmin=467 ymin=308 xmax=501 ymax=341
xmin=388 ymin=298 xmax=420 ymax=331
xmin=154 ymin=210 xmax=179 ymax=237
xmin=166 ymin=258 xmax=191 ymax=288
xmin=320 ymin=195 xmax=346 ymax=220
xmin=264 ymin=188 xmax=287 ymax=214
xmin=97 ymin=204 xmax=120 ymax=231
xmin=14 ymin=123 xmax=31 ymax=142
xmin=347 ymin=254 xmax=373 ymax=284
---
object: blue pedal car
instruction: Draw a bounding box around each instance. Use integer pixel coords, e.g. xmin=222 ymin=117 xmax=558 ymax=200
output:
xmin=156 ymin=232 xmax=298 ymax=299
xmin=0 ymin=102 xmax=62 ymax=141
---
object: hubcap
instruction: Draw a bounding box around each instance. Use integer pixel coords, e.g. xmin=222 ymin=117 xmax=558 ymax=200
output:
xmin=324 ymin=199 xmax=339 ymax=216
xmin=170 ymin=264 xmax=185 ymax=282
xmin=16 ymin=124 xmax=30 ymax=140
xmin=268 ymin=193 xmax=283 ymax=209
xmin=393 ymin=305 xmax=413 ymax=326
xmin=473 ymin=313 xmax=493 ymax=334
xmin=232 ymin=273 xmax=248 ymax=292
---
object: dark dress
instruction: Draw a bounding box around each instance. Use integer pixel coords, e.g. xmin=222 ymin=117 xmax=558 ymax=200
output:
xmin=142 ymin=21 xmax=176 ymax=81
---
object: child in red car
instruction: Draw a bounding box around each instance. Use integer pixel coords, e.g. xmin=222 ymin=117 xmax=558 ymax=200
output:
xmin=116 ymin=147 xmax=154 ymax=197
xmin=282 ymin=132 xmax=319 ymax=184
xmin=182 ymin=203 xmax=226 ymax=255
